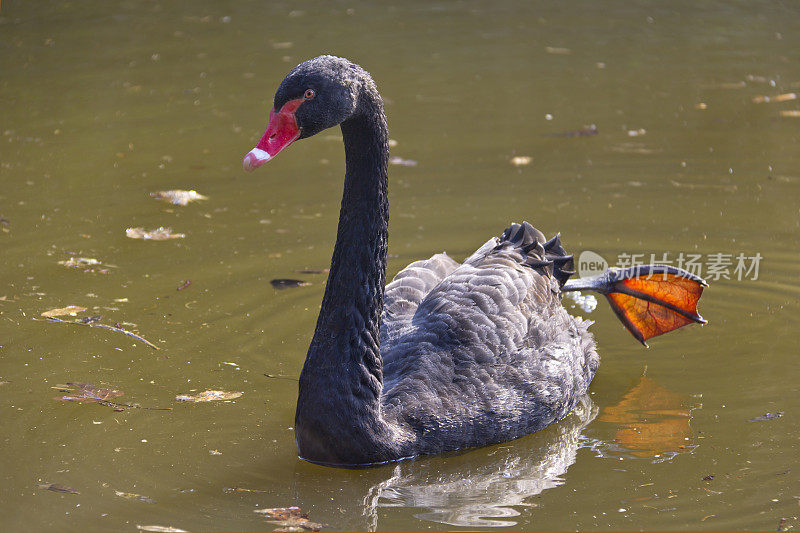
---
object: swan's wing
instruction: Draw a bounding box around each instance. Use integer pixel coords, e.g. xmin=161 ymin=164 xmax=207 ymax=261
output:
xmin=381 ymin=253 xmax=460 ymax=342
xmin=381 ymin=222 xmax=598 ymax=449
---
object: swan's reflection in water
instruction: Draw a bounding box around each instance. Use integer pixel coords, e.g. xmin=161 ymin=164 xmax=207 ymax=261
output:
xmin=363 ymin=396 xmax=598 ymax=528
xmin=289 ymin=380 xmax=694 ymax=530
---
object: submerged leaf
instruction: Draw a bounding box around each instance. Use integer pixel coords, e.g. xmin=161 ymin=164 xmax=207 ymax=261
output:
xmin=254 ymin=507 xmax=325 ymax=531
xmin=136 ymin=526 xmax=188 ymax=533
xmin=175 ymin=390 xmax=242 ymax=402
xmin=41 ymin=306 xmax=86 ymax=318
xmin=55 ymin=382 xmax=124 ymax=404
xmin=126 ymin=227 xmax=185 ymax=240
xmin=270 ymin=279 xmax=309 ymax=290
xmin=150 ymin=190 xmax=208 ymax=206
xmin=38 ymin=483 xmax=80 ymax=494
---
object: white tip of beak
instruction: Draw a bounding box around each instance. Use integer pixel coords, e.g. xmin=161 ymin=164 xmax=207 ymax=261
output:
xmin=243 ymin=148 xmax=271 ymax=172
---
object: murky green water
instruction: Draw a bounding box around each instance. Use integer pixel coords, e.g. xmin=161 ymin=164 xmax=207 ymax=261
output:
xmin=2 ymin=1 xmax=799 ymax=531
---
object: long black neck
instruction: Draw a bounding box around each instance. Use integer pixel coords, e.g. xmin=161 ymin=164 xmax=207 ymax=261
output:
xmin=295 ymin=89 xmax=392 ymax=464
xmin=310 ymin=99 xmax=389 ymax=382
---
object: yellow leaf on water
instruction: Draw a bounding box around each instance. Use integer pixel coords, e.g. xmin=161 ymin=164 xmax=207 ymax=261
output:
xmin=175 ymin=390 xmax=243 ymax=402
xmin=510 ymin=156 xmax=532 ymax=167
xmin=41 ymin=306 xmax=86 ymax=317
xmin=752 ymin=92 xmax=797 ymax=103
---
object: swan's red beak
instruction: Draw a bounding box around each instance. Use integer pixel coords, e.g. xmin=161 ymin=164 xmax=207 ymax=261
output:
xmin=243 ymin=98 xmax=303 ymax=172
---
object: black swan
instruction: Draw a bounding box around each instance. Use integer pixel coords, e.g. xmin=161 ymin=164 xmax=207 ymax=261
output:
xmin=243 ymin=55 xmax=706 ymax=467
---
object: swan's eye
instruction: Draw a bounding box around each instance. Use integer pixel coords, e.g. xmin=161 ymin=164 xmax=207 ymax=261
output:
xmin=304 ymin=89 xmax=315 ymax=100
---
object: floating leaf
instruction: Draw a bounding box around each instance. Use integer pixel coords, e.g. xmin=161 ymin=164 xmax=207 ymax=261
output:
xmin=126 ymin=227 xmax=185 ymax=240
xmin=58 ymin=257 xmax=113 ymax=273
xmin=59 ymin=257 xmax=100 ymax=267
xmin=176 ymin=390 xmax=242 ymax=402
xmin=544 ymin=46 xmax=571 ymax=55
xmin=388 ymin=156 xmax=418 ymax=167
xmin=150 ymin=190 xmax=208 ymax=206
xmin=39 ymin=482 xmax=80 ymax=494
xmin=55 ymin=382 xmax=124 ymax=404
xmin=780 ymin=110 xmax=800 ymax=118
xmin=510 ymin=156 xmax=532 ymax=167
xmin=115 ymin=490 xmax=156 ymax=504
xmin=270 ymin=279 xmax=309 ymax=290
xmin=253 ymin=506 xmax=325 ymax=532
xmin=136 ymin=526 xmax=188 ymax=533
xmin=752 ymin=92 xmax=797 ymax=103
xmin=224 ymin=487 xmax=268 ymax=494
xmin=41 ymin=306 xmax=86 ymax=318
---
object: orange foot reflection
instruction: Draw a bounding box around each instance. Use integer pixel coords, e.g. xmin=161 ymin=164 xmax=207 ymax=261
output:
xmin=599 ymin=376 xmax=692 ymax=458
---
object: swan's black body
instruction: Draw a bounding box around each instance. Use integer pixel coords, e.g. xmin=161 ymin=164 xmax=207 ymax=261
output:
xmin=245 ymin=55 xmax=704 ymax=467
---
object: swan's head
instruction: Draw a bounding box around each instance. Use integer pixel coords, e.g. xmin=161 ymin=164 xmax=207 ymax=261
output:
xmin=243 ymin=55 xmax=368 ymax=171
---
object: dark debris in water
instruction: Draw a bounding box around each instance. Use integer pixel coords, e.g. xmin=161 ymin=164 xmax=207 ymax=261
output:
xmin=38 ymin=482 xmax=80 ymax=495
xmin=748 ymin=411 xmax=784 ymax=422
xmin=253 ymin=506 xmax=325 ymax=532
xmin=176 ymin=279 xmax=192 ymax=291
xmin=270 ymin=279 xmax=309 ymax=290
xmin=293 ymin=269 xmax=329 ymax=274
xmin=545 ymin=124 xmax=598 ymax=138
